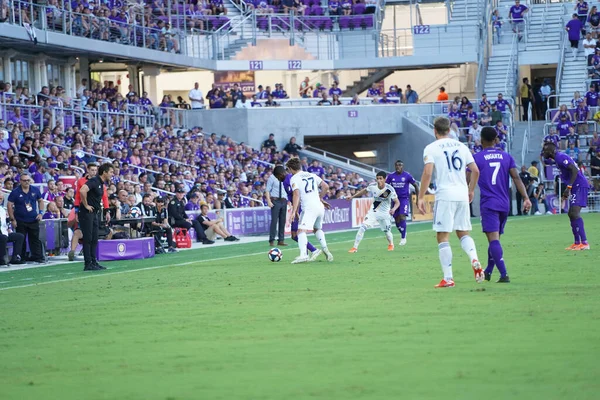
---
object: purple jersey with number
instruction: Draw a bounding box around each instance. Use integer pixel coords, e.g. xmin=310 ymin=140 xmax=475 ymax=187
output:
xmin=474 ymin=148 xmax=516 ymax=212
xmin=386 ymin=171 xmax=415 ymax=198
xmin=555 ymin=151 xmax=589 ymax=207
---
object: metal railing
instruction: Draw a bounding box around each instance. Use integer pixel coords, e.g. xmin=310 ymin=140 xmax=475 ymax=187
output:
xmin=301 ymin=145 xmax=382 ymax=175
xmin=521 ymin=129 xmax=528 ymax=166
xmin=555 ymin=15 xmax=568 ymax=95
xmin=504 ymin=33 xmax=519 ymax=97
xmin=475 ymin=0 xmax=493 ymax=97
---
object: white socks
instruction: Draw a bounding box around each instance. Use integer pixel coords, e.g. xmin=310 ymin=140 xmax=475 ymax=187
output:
xmin=438 ymin=242 xmax=453 ymax=280
xmin=315 ymin=229 xmax=328 ymax=250
xmin=385 ymin=230 xmax=393 ymax=244
xmin=460 ymin=235 xmax=479 ymax=264
xmin=353 ymin=225 xmax=367 ymax=248
xmin=298 ymin=232 xmax=308 ymax=257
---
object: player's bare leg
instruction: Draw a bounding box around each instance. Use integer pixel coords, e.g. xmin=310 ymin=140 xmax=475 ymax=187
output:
xmin=457 ymin=230 xmax=483 ymax=283
xmin=435 ymin=232 xmax=455 ymax=288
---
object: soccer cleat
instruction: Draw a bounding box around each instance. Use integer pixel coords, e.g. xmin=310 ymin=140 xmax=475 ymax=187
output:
xmin=577 ymin=243 xmax=590 ymax=250
xmin=472 ymin=259 xmax=484 ymax=283
xmin=484 ymin=272 xmax=492 ymax=282
xmin=68 ymin=250 xmax=75 ymax=261
xmin=348 ymin=247 xmax=358 ymax=253
xmin=324 ymin=249 xmax=334 ymax=262
xmin=291 ymin=256 xmax=310 ymax=264
xmin=496 ymin=275 xmax=511 ymax=283
xmin=387 ymin=244 xmax=394 ymax=251
xmin=399 ymin=238 xmax=407 ymax=246
xmin=309 ymin=249 xmax=323 ymax=261
xmin=565 ymin=244 xmax=580 ymax=251
xmin=434 ymin=279 xmax=455 ymax=288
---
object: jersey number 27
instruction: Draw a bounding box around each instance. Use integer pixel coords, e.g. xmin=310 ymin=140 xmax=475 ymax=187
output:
xmin=302 ymin=177 xmax=315 ymax=193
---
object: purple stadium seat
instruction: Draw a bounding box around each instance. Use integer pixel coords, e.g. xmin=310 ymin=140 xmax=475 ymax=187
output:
xmin=257 ymin=16 xmax=269 ymax=30
xmin=310 ymin=5 xmax=324 ymax=15
xmin=339 ymin=16 xmax=351 ymax=30
xmin=362 ymin=15 xmax=374 ymax=28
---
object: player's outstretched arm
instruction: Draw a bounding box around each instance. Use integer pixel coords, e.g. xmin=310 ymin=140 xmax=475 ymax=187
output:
xmin=349 ymin=188 xmax=367 ymax=200
xmin=509 ymin=167 xmax=532 ymax=213
xmin=466 ymin=161 xmax=479 ymax=203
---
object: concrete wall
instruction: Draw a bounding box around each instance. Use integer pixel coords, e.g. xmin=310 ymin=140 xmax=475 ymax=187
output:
xmin=185 ymin=106 xmax=438 ymax=175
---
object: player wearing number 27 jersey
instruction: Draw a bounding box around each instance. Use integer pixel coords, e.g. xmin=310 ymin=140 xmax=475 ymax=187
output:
xmin=418 ymin=117 xmax=483 ymax=288
xmin=287 ymin=157 xmax=334 ymax=264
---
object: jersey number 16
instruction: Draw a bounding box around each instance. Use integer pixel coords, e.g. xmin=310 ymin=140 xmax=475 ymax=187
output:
xmin=443 ymin=150 xmax=463 ymax=171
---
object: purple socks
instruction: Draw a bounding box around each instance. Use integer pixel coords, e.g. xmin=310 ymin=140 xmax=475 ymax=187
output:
xmin=570 ymin=219 xmax=581 ymax=244
xmin=292 ymin=235 xmax=317 ymax=252
xmin=576 ymin=217 xmax=588 ymax=243
xmin=485 ymin=240 xmax=507 ymax=278
xmin=396 ymin=220 xmax=407 ymax=239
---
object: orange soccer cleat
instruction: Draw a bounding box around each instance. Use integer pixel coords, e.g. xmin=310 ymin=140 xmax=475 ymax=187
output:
xmin=565 ymin=244 xmax=581 ymax=251
xmin=348 ymin=247 xmax=358 ymax=253
xmin=577 ymin=243 xmax=590 ymax=250
xmin=472 ymin=259 xmax=484 ymax=283
xmin=387 ymin=244 xmax=394 ymax=251
xmin=434 ymin=279 xmax=455 ymax=288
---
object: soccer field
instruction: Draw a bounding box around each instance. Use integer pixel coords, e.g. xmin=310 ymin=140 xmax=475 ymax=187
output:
xmin=0 ymin=214 xmax=598 ymax=400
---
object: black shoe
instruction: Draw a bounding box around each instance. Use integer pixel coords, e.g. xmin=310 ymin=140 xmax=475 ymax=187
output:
xmin=233 ymin=236 xmax=240 ymax=241
xmin=202 ymin=239 xmax=215 ymax=244
xmin=34 ymin=259 xmax=46 ymax=264
xmin=9 ymin=259 xmax=24 ymax=265
xmin=84 ymin=264 xmax=101 ymax=271
xmin=224 ymin=236 xmax=235 ymax=242
xmin=94 ymin=263 xmax=107 ymax=270
xmin=496 ymin=275 xmax=510 ymax=283
xmin=484 ymin=272 xmax=491 ymax=282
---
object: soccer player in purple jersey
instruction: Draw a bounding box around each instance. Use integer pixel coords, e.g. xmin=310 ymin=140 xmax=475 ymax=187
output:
xmin=543 ymin=142 xmax=591 ymax=250
xmin=473 ymin=127 xmax=531 ymax=283
xmin=385 ymin=160 xmax=419 ymax=245
xmin=273 ymin=165 xmax=323 ymax=261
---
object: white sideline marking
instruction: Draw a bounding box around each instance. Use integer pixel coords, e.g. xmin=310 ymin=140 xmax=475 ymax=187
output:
xmin=0 ymin=215 xmax=544 ymax=291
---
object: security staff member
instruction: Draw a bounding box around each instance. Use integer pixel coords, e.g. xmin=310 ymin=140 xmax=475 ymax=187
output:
xmin=79 ymin=163 xmax=114 ymax=271
xmin=0 ymin=192 xmax=25 ymax=265
xmin=168 ymin=188 xmax=214 ymax=244
xmin=7 ymin=172 xmax=45 ymax=263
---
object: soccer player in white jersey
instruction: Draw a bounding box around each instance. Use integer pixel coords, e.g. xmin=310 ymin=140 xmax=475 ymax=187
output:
xmin=418 ymin=116 xmax=483 ymax=288
xmin=348 ymin=171 xmax=399 ymax=253
xmin=287 ymin=158 xmax=334 ymax=264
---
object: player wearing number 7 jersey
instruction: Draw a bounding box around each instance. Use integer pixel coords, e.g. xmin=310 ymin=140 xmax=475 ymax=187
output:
xmin=418 ymin=117 xmax=483 ymax=288
xmin=287 ymin=158 xmax=334 ymax=264
xmin=473 ymin=127 xmax=531 ymax=283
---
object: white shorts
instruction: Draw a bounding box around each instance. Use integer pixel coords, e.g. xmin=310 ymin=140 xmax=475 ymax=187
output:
xmin=433 ymin=200 xmax=472 ymax=232
xmin=298 ymin=205 xmax=325 ymax=231
xmin=363 ymin=211 xmax=392 ymax=232
xmin=205 ymin=226 xmax=218 ymax=241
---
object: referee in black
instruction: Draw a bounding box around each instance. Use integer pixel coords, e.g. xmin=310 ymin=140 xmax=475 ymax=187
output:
xmin=79 ymin=163 xmax=114 ymax=271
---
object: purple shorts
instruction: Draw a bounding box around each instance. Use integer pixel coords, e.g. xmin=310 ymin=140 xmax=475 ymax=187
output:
xmin=393 ymin=198 xmax=411 ymax=218
xmin=570 ymin=183 xmax=589 ymax=207
xmin=480 ymin=207 xmax=508 ymax=234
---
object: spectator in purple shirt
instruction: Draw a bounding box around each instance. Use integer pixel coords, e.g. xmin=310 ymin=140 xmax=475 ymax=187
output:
xmin=479 ymin=93 xmax=492 ymax=112
xmin=328 ymin=82 xmax=342 ymax=97
xmin=447 ymin=104 xmax=461 ymax=127
xmin=574 ymin=101 xmax=590 ymax=134
xmin=508 ymin=0 xmax=528 ymax=41
xmin=575 ymin=0 xmax=589 ymax=32
xmin=586 ymin=84 xmax=599 ymax=106
xmin=367 ymin=83 xmax=380 ymax=97
xmin=566 ymin=13 xmax=583 ymax=60
xmin=8 ymin=108 xmax=29 ymax=129
xmin=494 ymin=93 xmax=512 ymax=113
xmin=556 ymin=114 xmax=574 ymax=143
xmin=329 ymin=0 xmax=341 ymax=16
xmin=307 ymin=160 xmax=325 ymax=177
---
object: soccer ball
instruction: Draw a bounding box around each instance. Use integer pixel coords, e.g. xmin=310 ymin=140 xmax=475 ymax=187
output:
xmin=130 ymin=206 xmax=142 ymax=218
xmin=268 ymin=248 xmax=283 ymax=262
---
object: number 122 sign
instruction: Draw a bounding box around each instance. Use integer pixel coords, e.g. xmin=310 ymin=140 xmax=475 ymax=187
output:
xmin=249 ymin=60 xmax=263 ymax=70
xmin=413 ymin=25 xmax=430 ymax=34
xmin=288 ymin=60 xmax=302 ymax=70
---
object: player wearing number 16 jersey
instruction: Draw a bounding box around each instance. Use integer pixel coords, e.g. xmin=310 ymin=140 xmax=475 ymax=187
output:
xmin=287 ymin=158 xmax=334 ymax=264
xmin=418 ymin=117 xmax=482 ymax=288
xmin=474 ymin=127 xmax=531 ymax=283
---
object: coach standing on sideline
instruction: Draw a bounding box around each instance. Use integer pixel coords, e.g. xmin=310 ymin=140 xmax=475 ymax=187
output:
xmin=79 ymin=163 xmax=114 ymax=271
xmin=7 ymin=172 xmax=45 ymax=263
xmin=265 ymin=164 xmax=287 ymax=247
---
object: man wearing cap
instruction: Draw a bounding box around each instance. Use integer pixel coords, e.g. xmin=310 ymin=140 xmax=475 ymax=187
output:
xmin=265 ymin=165 xmax=288 ymax=247
xmin=7 ymin=172 xmax=45 ymax=263
xmin=0 ymin=191 xmax=25 ymax=266
xmin=168 ymin=188 xmax=214 ymax=244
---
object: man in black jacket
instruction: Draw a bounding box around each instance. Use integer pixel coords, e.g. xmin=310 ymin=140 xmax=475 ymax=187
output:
xmin=167 ymin=188 xmax=214 ymax=244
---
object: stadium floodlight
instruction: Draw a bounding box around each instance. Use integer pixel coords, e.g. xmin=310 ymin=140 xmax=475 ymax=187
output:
xmin=353 ymin=151 xmax=377 ymax=158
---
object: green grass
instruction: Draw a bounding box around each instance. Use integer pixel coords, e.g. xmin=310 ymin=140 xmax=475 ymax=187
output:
xmin=0 ymin=215 xmax=599 ymax=400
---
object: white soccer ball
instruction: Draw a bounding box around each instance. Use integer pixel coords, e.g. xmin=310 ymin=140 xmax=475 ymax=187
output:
xmin=130 ymin=206 xmax=142 ymax=218
xmin=268 ymin=248 xmax=283 ymax=262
